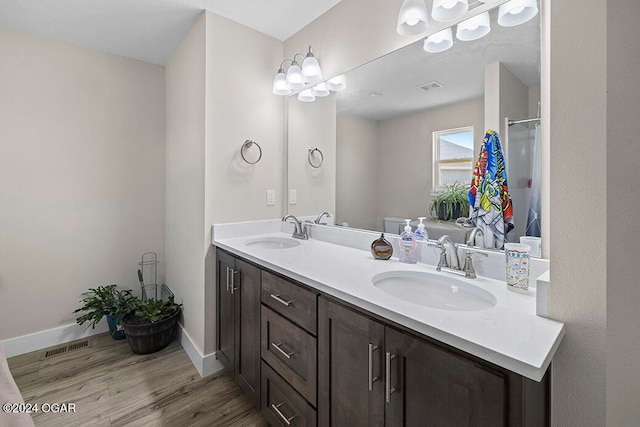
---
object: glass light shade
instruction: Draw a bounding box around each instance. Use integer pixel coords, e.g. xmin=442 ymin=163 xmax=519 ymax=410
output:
xmin=456 ymin=11 xmax=491 ymax=41
xmin=302 ymin=55 xmax=323 ymax=84
xmin=497 ymin=0 xmax=538 ymax=27
xmin=312 ymin=82 xmax=330 ymax=97
xmin=286 ymin=62 xmax=304 ymax=90
xmin=423 ymin=27 xmax=454 ymax=53
xmin=431 ymin=0 xmax=469 ymax=23
xmin=397 ymin=0 xmax=429 ymax=36
xmin=297 ymin=89 xmax=316 ymax=103
xmin=326 ymin=74 xmax=346 ymax=91
xmin=272 ymin=71 xmax=291 ymax=95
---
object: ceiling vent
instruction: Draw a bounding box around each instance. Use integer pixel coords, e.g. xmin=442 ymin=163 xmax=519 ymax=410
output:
xmin=417 ymin=80 xmax=444 ymax=92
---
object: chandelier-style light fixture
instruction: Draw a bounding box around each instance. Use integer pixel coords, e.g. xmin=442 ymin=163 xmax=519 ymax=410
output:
xmin=272 ymin=46 xmax=346 ymax=103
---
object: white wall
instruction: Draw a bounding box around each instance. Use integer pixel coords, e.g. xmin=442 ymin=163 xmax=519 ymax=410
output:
xmin=606 ymin=2 xmax=640 ymax=423
xmin=165 ymin=15 xmax=207 ymax=355
xmin=166 ymin=11 xmax=284 ymax=359
xmin=375 ymin=98 xmax=484 ymax=230
xmin=336 ymin=113 xmax=378 ymax=229
xmin=0 ymin=27 xmax=166 ymax=340
xmin=287 ymin=95 xmax=336 ymax=218
xmin=549 ymin=0 xmax=608 ymax=424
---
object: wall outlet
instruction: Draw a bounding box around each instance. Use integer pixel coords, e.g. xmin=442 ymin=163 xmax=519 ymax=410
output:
xmin=289 ymin=189 xmax=297 ymax=205
xmin=266 ymin=189 xmax=275 ymax=206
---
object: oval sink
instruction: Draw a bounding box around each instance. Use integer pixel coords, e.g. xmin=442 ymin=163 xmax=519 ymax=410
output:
xmin=372 ymin=270 xmax=497 ymax=311
xmin=245 ymin=236 xmax=301 ymax=249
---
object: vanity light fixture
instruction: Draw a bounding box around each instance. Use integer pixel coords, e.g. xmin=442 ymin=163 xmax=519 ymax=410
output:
xmin=297 ymin=88 xmax=316 ymax=103
xmin=311 ymin=82 xmax=331 ymax=97
xmin=272 ymin=45 xmax=324 ymax=95
xmin=456 ymin=11 xmax=491 ymax=41
xmin=423 ymin=27 xmax=454 ymax=53
xmin=497 ymin=0 xmax=538 ymax=27
xmin=431 ymin=0 xmax=469 ymax=23
xmin=397 ymin=0 xmax=429 ymax=36
xmin=326 ymin=74 xmax=346 ymax=91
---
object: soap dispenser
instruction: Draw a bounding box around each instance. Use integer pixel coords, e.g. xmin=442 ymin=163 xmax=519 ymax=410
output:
xmin=399 ymin=219 xmax=417 ymax=264
xmin=415 ymin=217 xmax=428 ymax=241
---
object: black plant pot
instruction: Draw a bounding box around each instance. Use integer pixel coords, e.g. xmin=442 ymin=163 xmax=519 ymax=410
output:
xmin=121 ymin=309 xmax=180 ymax=354
xmin=437 ymin=202 xmax=463 ymax=221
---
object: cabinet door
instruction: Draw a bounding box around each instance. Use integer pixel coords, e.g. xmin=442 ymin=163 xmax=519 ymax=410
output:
xmin=216 ymin=249 xmax=235 ymax=372
xmin=385 ymin=328 xmax=507 ymax=427
xmin=318 ymin=298 xmax=385 ymax=427
xmin=235 ymin=257 xmax=261 ymax=408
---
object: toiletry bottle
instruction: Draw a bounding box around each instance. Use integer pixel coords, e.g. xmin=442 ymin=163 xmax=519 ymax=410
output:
xmin=399 ymin=219 xmax=417 ymax=264
xmin=371 ymin=233 xmax=393 ymax=260
xmin=415 ymin=217 xmax=428 ymax=241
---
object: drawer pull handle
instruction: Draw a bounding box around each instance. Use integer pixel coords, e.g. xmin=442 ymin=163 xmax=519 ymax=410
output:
xmin=368 ymin=343 xmax=379 ymax=391
xmin=385 ymin=352 xmax=397 ymax=403
xmin=225 ymin=267 xmax=230 ymax=292
xmin=270 ymin=293 xmax=294 ymax=307
xmin=271 ymin=402 xmax=296 ymax=425
xmin=230 ymin=270 xmax=239 ymax=294
xmin=271 ymin=342 xmax=295 ymax=359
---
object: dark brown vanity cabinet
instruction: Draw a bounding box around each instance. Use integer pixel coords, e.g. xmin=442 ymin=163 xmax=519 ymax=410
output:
xmin=260 ymin=270 xmax=319 ymax=425
xmin=318 ymin=297 xmax=549 ymax=427
xmin=215 ymin=249 xmax=549 ymax=426
xmin=216 ymin=249 xmax=261 ymax=408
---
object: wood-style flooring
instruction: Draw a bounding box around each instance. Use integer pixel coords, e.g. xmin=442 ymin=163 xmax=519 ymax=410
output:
xmin=7 ymin=333 xmax=268 ymax=426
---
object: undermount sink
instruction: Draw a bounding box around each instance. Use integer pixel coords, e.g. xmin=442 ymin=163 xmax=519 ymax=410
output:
xmin=245 ymin=236 xmax=301 ymax=249
xmin=372 ymin=270 xmax=497 ymax=311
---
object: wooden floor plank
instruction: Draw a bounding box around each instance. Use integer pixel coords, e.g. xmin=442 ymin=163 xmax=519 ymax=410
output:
xmin=8 ymin=333 xmax=267 ymax=426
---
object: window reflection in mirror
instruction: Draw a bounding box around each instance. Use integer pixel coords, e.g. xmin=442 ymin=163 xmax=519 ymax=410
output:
xmin=433 ymin=127 xmax=474 ymax=191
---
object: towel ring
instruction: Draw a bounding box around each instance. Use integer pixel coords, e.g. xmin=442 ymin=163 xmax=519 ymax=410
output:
xmin=241 ymin=140 xmax=262 ymax=165
xmin=308 ymin=147 xmax=324 ymax=168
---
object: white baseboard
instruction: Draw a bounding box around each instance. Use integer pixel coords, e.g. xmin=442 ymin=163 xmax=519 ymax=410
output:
xmin=0 ymin=321 xmax=225 ymax=379
xmin=176 ymin=324 xmax=224 ymax=378
xmin=0 ymin=320 xmax=109 ymax=358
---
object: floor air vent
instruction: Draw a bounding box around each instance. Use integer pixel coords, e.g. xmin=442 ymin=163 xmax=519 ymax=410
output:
xmin=42 ymin=339 xmax=90 ymax=359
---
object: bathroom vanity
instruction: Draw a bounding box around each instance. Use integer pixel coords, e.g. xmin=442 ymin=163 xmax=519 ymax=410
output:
xmin=213 ymin=220 xmax=564 ymax=426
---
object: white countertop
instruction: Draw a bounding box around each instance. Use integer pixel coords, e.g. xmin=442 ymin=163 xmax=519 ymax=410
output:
xmin=212 ymin=220 xmax=564 ymax=382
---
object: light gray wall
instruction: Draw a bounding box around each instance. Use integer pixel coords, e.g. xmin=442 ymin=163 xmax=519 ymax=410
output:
xmin=0 ymin=26 xmax=166 ymax=341
xmin=336 ymin=113 xmax=379 ymax=230
xmin=165 ymin=14 xmax=207 ymax=354
xmin=606 ymin=1 xmax=640 ymax=424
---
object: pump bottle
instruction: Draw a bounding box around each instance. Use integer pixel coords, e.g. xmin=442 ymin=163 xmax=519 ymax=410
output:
xmin=399 ymin=219 xmax=417 ymax=264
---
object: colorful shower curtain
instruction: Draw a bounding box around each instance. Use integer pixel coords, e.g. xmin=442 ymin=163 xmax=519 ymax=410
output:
xmin=468 ymin=130 xmax=514 ymax=249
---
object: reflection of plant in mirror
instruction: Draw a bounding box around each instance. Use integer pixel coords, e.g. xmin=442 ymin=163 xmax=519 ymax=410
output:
xmin=430 ymin=182 xmax=470 ymax=221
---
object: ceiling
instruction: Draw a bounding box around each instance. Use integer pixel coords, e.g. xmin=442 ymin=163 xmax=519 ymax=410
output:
xmin=0 ymin=0 xmax=343 ymax=65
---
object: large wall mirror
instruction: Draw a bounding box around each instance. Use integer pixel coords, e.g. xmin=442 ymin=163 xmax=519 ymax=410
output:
xmin=286 ymin=3 xmax=541 ymax=252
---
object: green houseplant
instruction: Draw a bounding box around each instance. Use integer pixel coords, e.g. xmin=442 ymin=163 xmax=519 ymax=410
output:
xmin=74 ymin=285 xmax=138 ymax=340
xmin=430 ymin=182 xmax=471 ymax=221
xmin=121 ymin=297 xmax=182 ymax=354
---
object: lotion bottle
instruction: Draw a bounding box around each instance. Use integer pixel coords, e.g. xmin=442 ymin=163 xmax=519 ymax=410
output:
xmin=415 ymin=217 xmax=428 ymax=241
xmin=399 ymin=219 xmax=417 ymax=264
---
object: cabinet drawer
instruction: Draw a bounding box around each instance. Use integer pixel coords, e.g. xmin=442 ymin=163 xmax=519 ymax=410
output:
xmin=262 ymin=361 xmax=317 ymax=427
xmin=262 ymin=306 xmax=317 ymax=406
xmin=262 ymin=271 xmax=317 ymax=335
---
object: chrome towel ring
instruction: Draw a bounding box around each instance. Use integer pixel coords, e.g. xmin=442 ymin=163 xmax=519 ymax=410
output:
xmin=241 ymin=139 xmax=262 ymax=164
xmin=308 ymin=147 xmax=324 ymax=168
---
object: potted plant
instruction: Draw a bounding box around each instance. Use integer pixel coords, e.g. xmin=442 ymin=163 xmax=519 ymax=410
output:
xmin=121 ymin=297 xmax=182 ymax=354
xmin=430 ymin=182 xmax=471 ymax=221
xmin=74 ymin=284 xmax=138 ymax=340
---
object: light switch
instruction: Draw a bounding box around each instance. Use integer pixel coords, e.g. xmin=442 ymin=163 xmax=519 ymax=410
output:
xmin=289 ymin=189 xmax=297 ymax=205
xmin=266 ymin=189 xmax=275 ymax=206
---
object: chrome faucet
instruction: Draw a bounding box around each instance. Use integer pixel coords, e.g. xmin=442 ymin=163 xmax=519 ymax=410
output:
xmin=466 ymin=226 xmax=484 ymax=247
xmin=314 ymin=211 xmax=332 ymax=224
xmin=282 ymin=215 xmax=308 ymax=240
xmin=436 ymin=235 xmax=460 ymax=271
